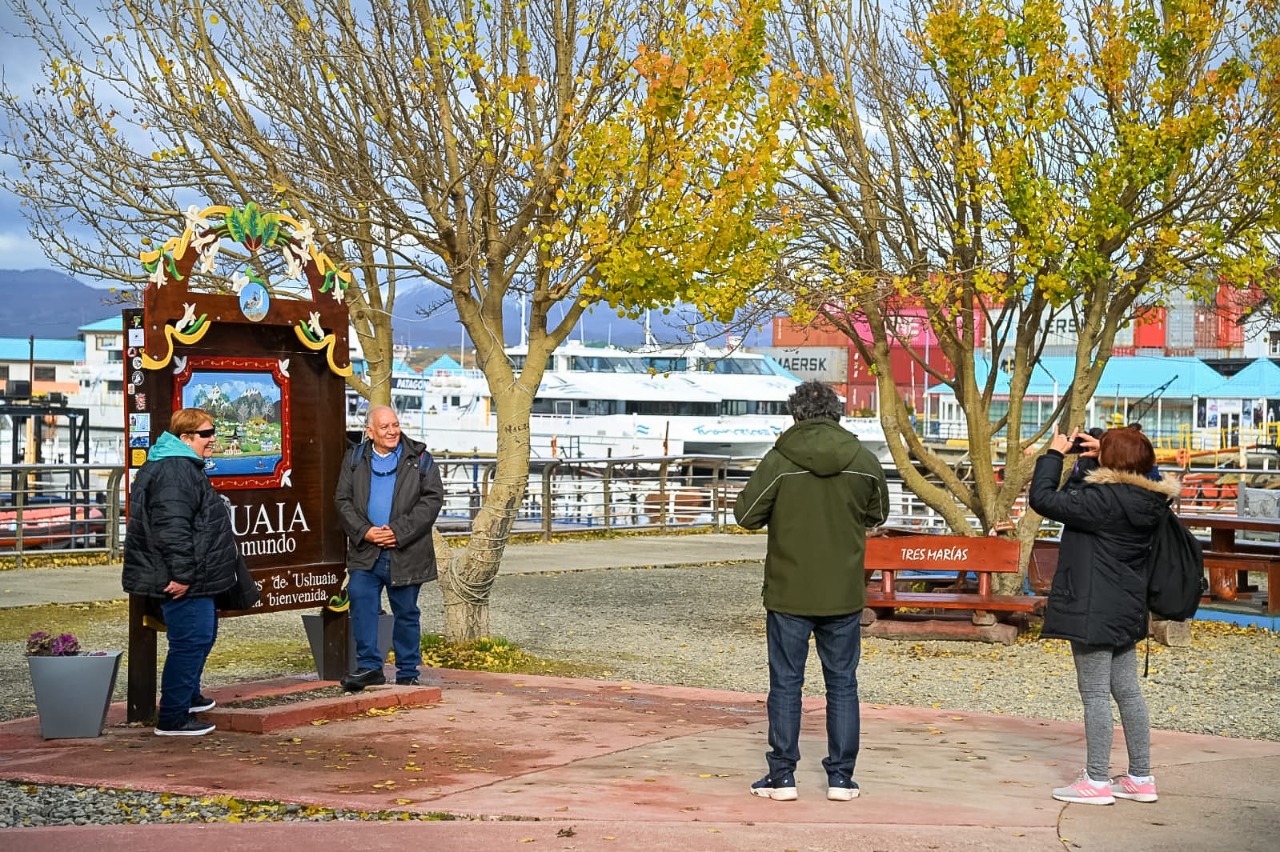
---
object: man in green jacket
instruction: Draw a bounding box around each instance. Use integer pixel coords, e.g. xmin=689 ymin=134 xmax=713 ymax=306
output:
xmin=734 ymin=380 xmax=889 ymax=802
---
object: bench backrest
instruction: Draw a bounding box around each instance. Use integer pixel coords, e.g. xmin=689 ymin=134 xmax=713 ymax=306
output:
xmin=865 ymin=535 xmax=1021 ymax=573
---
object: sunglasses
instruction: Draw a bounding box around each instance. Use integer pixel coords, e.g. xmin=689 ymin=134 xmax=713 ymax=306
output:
xmin=191 ymin=428 xmax=217 ymax=438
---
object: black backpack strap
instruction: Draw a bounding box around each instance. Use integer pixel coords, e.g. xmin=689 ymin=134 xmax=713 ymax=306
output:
xmin=349 ymin=440 xmax=369 ymax=470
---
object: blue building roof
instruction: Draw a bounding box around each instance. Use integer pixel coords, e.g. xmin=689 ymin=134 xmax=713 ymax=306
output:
xmin=0 ymin=338 xmax=85 ymax=362
xmin=964 ymin=356 xmax=1226 ymax=399
xmin=1205 ymin=358 xmax=1280 ymax=398
xmin=424 ymin=354 xmax=463 ymax=374
xmin=78 ymin=316 xmax=123 ymax=332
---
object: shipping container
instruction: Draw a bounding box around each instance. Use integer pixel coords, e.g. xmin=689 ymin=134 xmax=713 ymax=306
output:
xmin=772 ymin=317 xmax=849 ymax=347
xmin=1133 ymin=308 xmax=1165 ymax=349
xmin=754 ymin=346 xmax=848 ymax=383
xmin=1165 ymin=292 xmax=1197 ymax=350
xmin=844 ymin=380 xmax=878 ymax=415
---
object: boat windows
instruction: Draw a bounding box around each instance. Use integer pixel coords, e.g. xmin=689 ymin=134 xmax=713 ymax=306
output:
xmin=641 ymin=356 xmax=688 ymax=373
xmin=531 ymin=398 xmax=624 ymax=416
xmin=700 ymin=358 xmax=770 ymax=375
xmin=569 ymin=355 xmax=645 ymax=373
xmin=624 ymin=400 xmax=718 ymax=417
xmin=720 ymin=400 xmax=789 ymax=416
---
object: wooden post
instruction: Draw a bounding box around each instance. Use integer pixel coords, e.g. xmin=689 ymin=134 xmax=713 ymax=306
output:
xmin=126 ymin=594 xmax=158 ymax=724
xmin=315 ymin=608 xmax=351 ymax=682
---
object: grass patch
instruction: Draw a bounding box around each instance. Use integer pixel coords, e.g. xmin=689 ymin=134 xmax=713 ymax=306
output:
xmin=0 ymin=600 xmax=127 ymax=643
xmin=420 ymin=633 xmax=608 ymax=678
xmin=204 ymin=635 xmax=314 ymax=674
xmin=0 ymin=554 xmax=120 ymax=572
xmin=0 ymin=601 xmax=315 ymax=678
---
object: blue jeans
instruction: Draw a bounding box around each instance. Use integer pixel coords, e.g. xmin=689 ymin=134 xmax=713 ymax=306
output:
xmin=158 ymin=595 xmax=218 ymax=728
xmin=764 ymin=610 xmax=862 ymax=782
xmin=348 ymin=554 xmax=422 ymax=679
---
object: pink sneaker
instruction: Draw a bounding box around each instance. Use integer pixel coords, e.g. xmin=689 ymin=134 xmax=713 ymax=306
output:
xmin=1111 ymin=775 xmax=1158 ymax=803
xmin=1052 ymin=774 xmax=1115 ymax=805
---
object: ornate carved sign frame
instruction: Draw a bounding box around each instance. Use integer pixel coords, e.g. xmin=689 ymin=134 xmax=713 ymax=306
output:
xmin=124 ymin=202 xmax=355 ymax=721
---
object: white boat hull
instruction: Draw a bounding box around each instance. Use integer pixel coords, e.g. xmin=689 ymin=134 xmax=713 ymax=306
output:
xmin=395 ymin=408 xmax=890 ymax=464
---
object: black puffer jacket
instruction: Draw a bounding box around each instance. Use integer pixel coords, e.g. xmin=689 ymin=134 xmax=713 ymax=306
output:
xmin=335 ymin=436 xmax=445 ymax=586
xmin=1028 ymin=450 xmax=1180 ymax=647
xmin=122 ymin=433 xmax=239 ymax=599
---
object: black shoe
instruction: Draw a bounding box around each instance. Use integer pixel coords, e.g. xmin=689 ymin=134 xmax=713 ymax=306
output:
xmin=340 ymin=668 xmax=386 ymax=692
xmin=190 ymin=693 xmax=216 ymax=713
xmin=395 ymin=677 xmax=420 ymax=686
xmin=750 ymin=772 xmax=797 ymax=801
xmin=154 ymin=717 xmax=216 ymax=737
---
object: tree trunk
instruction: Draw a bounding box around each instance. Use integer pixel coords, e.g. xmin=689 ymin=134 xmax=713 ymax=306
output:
xmin=436 ymin=390 xmax=533 ymax=641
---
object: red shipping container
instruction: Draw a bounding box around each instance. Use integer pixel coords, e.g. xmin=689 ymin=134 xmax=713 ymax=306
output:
xmin=844 ymin=379 xmax=878 ymax=415
xmin=1215 ymin=285 xmax=1246 ymax=349
xmin=1133 ymin=307 xmax=1165 ymax=349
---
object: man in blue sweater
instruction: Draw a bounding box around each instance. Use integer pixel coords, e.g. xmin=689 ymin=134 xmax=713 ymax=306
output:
xmin=335 ymin=406 xmax=444 ymax=690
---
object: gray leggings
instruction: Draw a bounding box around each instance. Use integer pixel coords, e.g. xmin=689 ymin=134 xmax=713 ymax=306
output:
xmin=1070 ymin=641 xmax=1151 ymax=782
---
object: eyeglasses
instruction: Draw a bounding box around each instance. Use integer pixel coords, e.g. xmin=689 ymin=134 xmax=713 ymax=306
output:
xmin=191 ymin=428 xmax=217 ymax=438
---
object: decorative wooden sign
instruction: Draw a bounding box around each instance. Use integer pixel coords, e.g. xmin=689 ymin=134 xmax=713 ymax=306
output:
xmin=124 ymin=203 xmax=356 ymax=720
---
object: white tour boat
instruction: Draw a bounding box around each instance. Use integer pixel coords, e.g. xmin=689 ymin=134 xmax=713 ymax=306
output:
xmin=363 ymin=341 xmax=891 ymax=463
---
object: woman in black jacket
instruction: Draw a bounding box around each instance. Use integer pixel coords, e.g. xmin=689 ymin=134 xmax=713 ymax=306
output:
xmin=123 ymin=408 xmax=239 ymax=737
xmin=1029 ymin=426 xmax=1178 ymax=807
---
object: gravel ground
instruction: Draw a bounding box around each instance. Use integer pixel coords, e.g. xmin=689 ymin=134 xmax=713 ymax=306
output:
xmin=1 ymin=562 xmax=1278 ymax=826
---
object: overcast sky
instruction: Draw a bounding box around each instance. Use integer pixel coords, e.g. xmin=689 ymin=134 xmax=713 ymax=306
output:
xmin=0 ymin=4 xmax=57 ymax=271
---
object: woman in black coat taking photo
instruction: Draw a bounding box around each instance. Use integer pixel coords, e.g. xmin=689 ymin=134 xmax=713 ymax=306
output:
xmin=1029 ymin=426 xmax=1178 ymax=807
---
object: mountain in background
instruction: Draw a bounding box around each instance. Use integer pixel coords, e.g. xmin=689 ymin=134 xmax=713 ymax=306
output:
xmin=0 ymin=269 xmax=124 ymax=338
xmin=0 ymin=268 xmax=772 ymax=348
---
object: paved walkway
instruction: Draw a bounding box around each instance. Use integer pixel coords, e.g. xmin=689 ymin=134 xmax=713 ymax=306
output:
xmin=2 ymin=533 xmax=1279 ymax=851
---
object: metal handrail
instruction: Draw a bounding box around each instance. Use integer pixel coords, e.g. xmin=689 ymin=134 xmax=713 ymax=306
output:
xmin=6 ymin=460 xmax=1274 ymax=556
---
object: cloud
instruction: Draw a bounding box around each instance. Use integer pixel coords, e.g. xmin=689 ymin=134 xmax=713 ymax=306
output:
xmin=0 ymin=230 xmax=54 ymax=270
xmin=0 ymin=6 xmax=56 ymax=271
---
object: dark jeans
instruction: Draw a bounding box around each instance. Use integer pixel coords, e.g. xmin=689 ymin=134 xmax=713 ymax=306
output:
xmin=157 ymin=595 xmax=218 ymax=728
xmin=349 ymin=554 xmax=422 ymax=680
xmin=765 ymin=610 xmax=862 ymax=782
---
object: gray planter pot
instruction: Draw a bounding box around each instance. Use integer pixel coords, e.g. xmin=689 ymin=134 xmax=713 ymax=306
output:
xmin=27 ymin=651 xmax=122 ymax=739
xmin=301 ymin=612 xmax=393 ymax=678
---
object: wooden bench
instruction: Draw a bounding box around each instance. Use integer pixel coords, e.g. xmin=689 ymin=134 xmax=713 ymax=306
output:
xmin=1201 ymin=548 xmax=1280 ymax=614
xmin=863 ymin=534 xmax=1045 ymax=629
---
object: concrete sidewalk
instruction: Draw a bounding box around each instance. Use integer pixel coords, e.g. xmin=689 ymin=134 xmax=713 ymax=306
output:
xmin=1 ymin=668 xmax=1277 ymax=851
xmin=2 ymin=533 xmax=1279 ymax=850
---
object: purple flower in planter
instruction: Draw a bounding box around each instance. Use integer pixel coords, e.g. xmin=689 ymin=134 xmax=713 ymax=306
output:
xmin=25 ymin=630 xmax=83 ymax=657
xmin=49 ymin=633 xmax=81 ymax=656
